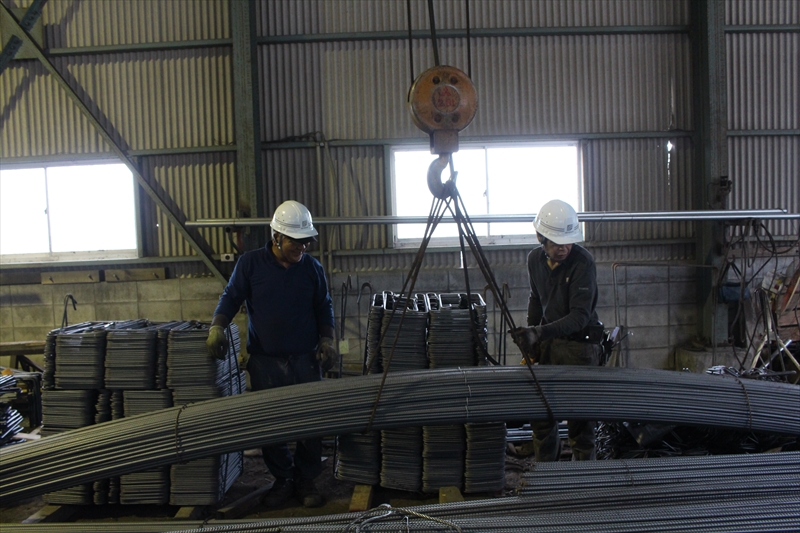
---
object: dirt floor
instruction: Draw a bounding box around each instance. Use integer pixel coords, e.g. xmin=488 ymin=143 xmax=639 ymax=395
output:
xmin=0 ymin=440 xmax=543 ymax=524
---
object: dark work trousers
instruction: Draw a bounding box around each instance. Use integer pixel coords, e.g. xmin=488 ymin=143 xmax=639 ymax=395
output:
xmin=247 ymin=351 xmax=323 ymax=481
xmin=532 ymin=338 xmax=602 ymax=462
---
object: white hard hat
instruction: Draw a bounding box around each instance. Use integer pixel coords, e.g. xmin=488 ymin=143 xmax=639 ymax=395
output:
xmin=533 ymin=199 xmax=583 ymax=245
xmin=270 ymin=200 xmax=318 ymax=240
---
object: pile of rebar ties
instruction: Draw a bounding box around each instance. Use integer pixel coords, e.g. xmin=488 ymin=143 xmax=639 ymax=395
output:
xmin=2 ymin=453 xmax=799 ymax=532
xmin=1 ymin=365 xmax=799 ymax=504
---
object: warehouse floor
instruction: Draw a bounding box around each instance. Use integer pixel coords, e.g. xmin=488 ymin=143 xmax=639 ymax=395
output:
xmin=0 ymin=440 xmax=539 ymax=524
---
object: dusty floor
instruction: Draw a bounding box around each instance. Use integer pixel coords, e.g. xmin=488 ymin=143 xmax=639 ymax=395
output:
xmin=0 ymin=440 xmax=540 ymax=524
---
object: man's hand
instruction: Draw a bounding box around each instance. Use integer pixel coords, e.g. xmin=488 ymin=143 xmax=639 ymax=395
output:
xmin=509 ymin=326 xmax=541 ymax=360
xmin=206 ymin=325 xmax=229 ymax=360
xmin=317 ymin=337 xmax=340 ymax=373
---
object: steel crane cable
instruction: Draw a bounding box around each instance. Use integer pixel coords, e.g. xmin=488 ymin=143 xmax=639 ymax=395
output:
xmin=365 ymin=193 xmax=451 ymax=432
xmin=448 ymin=185 xmax=555 ymax=423
xmin=427 ymin=0 xmax=440 ymax=67
xmin=365 ymin=172 xmax=553 ymax=431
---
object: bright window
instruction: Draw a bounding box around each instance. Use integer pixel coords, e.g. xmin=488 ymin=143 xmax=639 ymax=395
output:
xmin=391 ymin=143 xmax=582 ymax=246
xmin=0 ymin=163 xmax=138 ymax=263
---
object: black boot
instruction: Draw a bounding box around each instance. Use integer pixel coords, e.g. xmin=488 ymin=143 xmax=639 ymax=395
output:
xmin=294 ymin=477 xmax=323 ymax=508
xmin=262 ymin=477 xmax=296 ymax=507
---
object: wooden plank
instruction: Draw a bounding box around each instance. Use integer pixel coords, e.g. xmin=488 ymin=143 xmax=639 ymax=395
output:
xmin=0 ymin=341 xmax=46 ymax=356
xmin=105 ymin=268 xmax=166 ymax=282
xmin=348 ymin=485 xmax=374 ymax=512
xmin=174 ymin=506 xmax=206 ymax=520
xmin=22 ymin=505 xmax=77 ymax=523
xmin=214 ymin=485 xmax=271 ymax=519
xmin=439 ymin=486 xmax=464 ymax=503
xmin=41 ymin=271 xmax=100 ymax=284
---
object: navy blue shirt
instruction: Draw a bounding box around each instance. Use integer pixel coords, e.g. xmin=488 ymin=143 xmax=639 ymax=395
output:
xmin=526 ymin=244 xmax=599 ymax=340
xmin=214 ymin=245 xmax=335 ymax=356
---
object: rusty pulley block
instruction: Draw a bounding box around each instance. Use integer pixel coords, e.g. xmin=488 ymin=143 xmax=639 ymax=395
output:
xmin=407 ymin=65 xmax=477 ymax=199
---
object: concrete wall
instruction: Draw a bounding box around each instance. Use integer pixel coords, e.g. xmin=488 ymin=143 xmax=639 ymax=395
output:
xmin=0 ymin=277 xmax=244 ymax=369
xmin=9 ymin=259 xmax=766 ymax=374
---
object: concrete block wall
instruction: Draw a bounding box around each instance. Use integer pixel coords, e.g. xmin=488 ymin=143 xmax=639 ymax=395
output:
xmin=2 ymin=261 xmax=703 ymax=373
xmin=0 ymin=277 xmax=244 ymax=369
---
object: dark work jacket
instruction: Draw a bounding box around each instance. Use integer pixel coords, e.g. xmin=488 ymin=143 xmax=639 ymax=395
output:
xmin=214 ymin=244 xmax=335 ymax=356
xmin=526 ymin=244 xmax=599 ymax=340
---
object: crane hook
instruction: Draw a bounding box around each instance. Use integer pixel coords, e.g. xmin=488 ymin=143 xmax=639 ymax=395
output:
xmin=427 ymin=153 xmax=457 ymax=199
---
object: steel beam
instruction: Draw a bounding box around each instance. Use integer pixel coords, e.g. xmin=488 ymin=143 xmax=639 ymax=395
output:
xmin=691 ymin=0 xmax=729 ymax=346
xmin=0 ymin=2 xmax=226 ymax=283
xmin=186 ymin=209 xmax=797 ymax=228
xmin=258 ymin=25 xmax=691 ymax=45
xmin=0 ymin=0 xmax=46 ymax=75
xmin=231 ymin=0 xmax=265 ymax=251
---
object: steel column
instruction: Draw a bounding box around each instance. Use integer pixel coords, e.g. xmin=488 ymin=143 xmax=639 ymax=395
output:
xmin=231 ymin=0 xmax=266 ymax=251
xmin=691 ymin=0 xmax=729 ymax=346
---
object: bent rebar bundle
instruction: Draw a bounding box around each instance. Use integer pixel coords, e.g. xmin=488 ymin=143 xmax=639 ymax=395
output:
xmin=3 ymin=453 xmax=799 ymax=532
xmin=1 ymin=365 xmax=799 ymax=504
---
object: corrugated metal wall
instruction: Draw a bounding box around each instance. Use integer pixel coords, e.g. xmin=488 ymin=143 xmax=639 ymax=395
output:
xmin=2 ymin=0 xmax=796 ymax=269
xmin=583 ymin=137 xmax=694 ymax=245
xmin=726 ymin=0 xmax=799 ymax=25
xmin=0 ymin=49 xmax=234 ymax=156
xmin=260 ymin=34 xmax=691 ymax=141
xmin=1 ymin=61 xmax=108 ymax=155
xmin=725 ymin=0 xmax=799 ymax=239
xmin=0 ymin=0 xmax=235 ymax=265
xmin=257 ymin=0 xmax=689 ymax=34
xmin=43 ymin=0 xmax=230 ymax=47
xmin=139 ymin=152 xmax=237 ymax=257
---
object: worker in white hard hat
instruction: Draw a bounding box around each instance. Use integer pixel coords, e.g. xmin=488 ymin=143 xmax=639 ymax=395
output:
xmin=206 ymin=200 xmax=337 ymax=508
xmin=510 ymin=199 xmax=603 ymax=462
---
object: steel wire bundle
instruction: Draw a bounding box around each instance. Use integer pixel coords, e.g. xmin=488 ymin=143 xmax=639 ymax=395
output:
xmin=379 ymin=293 xmax=428 ymax=372
xmin=40 ymin=389 xmax=96 ymax=437
xmin=118 ymin=467 xmax=170 ymax=505
xmin=169 ymin=452 xmax=243 ymax=506
xmin=123 ymin=390 xmax=173 ymax=417
xmin=463 ymin=422 xmax=507 ymax=493
xmin=421 ymin=424 xmax=465 ymax=492
xmin=0 ymin=375 xmax=25 ymax=447
xmin=2 ymin=365 xmax=799 ymax=504
xmin=364 ymin=292 xmax=385 ymax=374
xmin=425 ymin=293 xmax=500 ymax=493
xmin=104 ymin=320 xmax=158 ymax=389
xmin=165 ymin=321 xmax=244 ymax=506
xmin=54 ymin=323 xmax=116 ymax=389
xmin=517 ymin=450 xmax=800 ymax=495
xmin=380 ymin=427 xmax=423 ymax=491
xmin=42 ymin=322 xmax=97 ymax=390
xmin=334 ymin=430 xmax=381 ymax=485
xmin=2 ymin=453 xmax=800 ymax=533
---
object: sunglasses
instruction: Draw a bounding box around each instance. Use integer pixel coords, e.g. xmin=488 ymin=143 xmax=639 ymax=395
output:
xmin=283 ymin=235 xmax=315 ymax=247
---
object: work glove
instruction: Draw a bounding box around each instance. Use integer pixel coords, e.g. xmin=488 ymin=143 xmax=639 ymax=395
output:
xmin=316 ymin=337 xmax=340 ymax=373
xmin=206 ymin=325 xmax=229 ymax=360
xmin=509 ymin=326 xmax=541 ymax=361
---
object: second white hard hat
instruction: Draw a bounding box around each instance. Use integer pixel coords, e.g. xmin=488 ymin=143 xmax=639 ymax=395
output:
xmin=270 ymin=200 xmax=318 ymax=240
xmin=533 ymin=199 xmax=583 ymax=245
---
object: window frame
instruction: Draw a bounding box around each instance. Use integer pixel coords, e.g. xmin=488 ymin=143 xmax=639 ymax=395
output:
xmin=389 ymin=141 xmax=584 ymax=249
xmin=0 ymin=159 xmax=141 ymax=265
